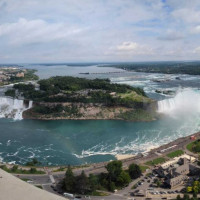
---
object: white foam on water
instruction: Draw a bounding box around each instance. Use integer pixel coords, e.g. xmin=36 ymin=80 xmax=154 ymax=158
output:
xmin=157 ymin=88 xmax=200 ymax=115
xmin=72 ymin=135 xmax=158 ymax=159
xmin=0 ymin=97 xmax=33 ymax=120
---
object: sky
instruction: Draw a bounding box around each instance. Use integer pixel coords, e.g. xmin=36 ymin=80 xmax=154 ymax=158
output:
xmin=0 ymin=0 xmax=200 ymax=63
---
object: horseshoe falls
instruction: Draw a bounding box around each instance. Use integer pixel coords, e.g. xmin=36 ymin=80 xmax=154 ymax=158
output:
xmin=157 ymin=89 xmax=200 ymax=116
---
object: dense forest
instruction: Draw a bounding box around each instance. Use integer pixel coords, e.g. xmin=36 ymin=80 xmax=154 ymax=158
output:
xmin=106 ymin=61 xmax=200 ymax=75
xmin=7 ymin=76 xmax=156 ymax=121
xmin=11 ymin=76 xmax=150 ymax=109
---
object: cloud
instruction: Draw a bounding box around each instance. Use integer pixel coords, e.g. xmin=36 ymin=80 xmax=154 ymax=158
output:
xmin=193 ymin=47 xmax=200 ymax=54
xmin=0 ymin=0 xmax=200 ymax=62
xmin=107 ymin=42 xmax=154 ymax=57
xmin=191 ymin=25 xmax=200 ymax=34
xmin=157 ymin=31 xmax=184 ymax=41
xmin=117 ymin=42 xmax=139 ymax=51
xmin=0 ymin=18 xmax=84 ymax=45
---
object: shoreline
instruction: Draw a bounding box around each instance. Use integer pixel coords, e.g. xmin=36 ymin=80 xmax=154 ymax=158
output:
xmin=115 ymin=154 xmax=135 ymax=160
xmin=1 ymin=131 xmax=199 ymax=170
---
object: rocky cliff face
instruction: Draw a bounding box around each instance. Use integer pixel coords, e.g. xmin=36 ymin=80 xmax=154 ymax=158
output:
xmin=23 ymin=101 xmax=158 ymax=122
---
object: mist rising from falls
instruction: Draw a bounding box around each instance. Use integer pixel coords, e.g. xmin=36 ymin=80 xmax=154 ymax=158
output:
xmin=0 ymin=97 xmax=33 ymax=120
xmin=157 ymin=89 xmax=200 ymax=116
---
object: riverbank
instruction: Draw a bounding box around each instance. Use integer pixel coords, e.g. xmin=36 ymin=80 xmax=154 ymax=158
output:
xmin=115 ymin=154 xmax=134 ymax=160
xmin=1 ymin=131 xmax=199 ymax=172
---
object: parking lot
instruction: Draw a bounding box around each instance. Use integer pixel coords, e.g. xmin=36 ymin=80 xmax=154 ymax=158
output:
xmin=132 ymin=172 xmax=185 ymax=199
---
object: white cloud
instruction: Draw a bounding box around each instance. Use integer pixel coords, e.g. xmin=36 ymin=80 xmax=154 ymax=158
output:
xmin=0 ymin=0 xmax=200 ymax=62
xmin=107 ymin=42 xmax=154 ymax=57
xmin=0 ymin=18 xmax=84 ymax=45
xmin=117 ymin=42 xmax=139 ymax=51
xmin=193 ymin=47 xmax=200 ymax=54
xmin=191 ymin=25 xmax=200 ymax=34
xmin=157 ymin=30 xmax=184 ymax=41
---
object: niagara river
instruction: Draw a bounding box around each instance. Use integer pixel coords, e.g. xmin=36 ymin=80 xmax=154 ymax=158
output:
xmin=1 ymin=64 xmax=200 ymax=166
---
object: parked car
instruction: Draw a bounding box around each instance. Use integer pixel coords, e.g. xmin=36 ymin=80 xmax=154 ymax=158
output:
xmin=74 ymin=196 xmax=82 ymax=199
xmin=63 ymin=192 xmax=74 ymax=198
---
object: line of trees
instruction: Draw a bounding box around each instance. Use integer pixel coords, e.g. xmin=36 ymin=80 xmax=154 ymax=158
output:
xmin=63 ymin=160 xmax=142 ymax=195
xmin=109 ymin=61 xmax=200 ymax=76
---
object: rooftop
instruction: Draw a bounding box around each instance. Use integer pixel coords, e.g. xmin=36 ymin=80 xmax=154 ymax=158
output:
xmin=0 ymin=169 xmax=67 ymax=200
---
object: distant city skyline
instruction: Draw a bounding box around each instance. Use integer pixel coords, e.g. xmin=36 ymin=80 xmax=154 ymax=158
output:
xmin=0 ymin=0 xmax=200 ymax=63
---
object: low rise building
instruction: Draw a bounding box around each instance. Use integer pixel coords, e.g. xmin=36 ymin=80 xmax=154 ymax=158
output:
xmin=16 ymin=72 xmax=25 ymax=78
xmin=155 ymin=157 xmax=190 ymax=188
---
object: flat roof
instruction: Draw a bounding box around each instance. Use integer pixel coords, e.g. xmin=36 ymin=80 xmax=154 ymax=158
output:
xmin=0 ymin=169 xmax=67 ymax=200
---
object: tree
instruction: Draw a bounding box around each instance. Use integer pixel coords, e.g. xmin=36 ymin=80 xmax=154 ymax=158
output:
xmin=192 ymin=181 xmax=200 ymax=194
xmin=183 ymin=194 xmax=190 ymax=200
xmin=88 ymin=174 xmax=98 ymax=192
xmin=75 ymin=171 xmax=89 ymax=195
xmin=29 ymin=167 xmax=37 ymax=173
xmin=64 ymin=166 xmax=75 ymax=193
xmin=187 ymin=186 xmax=193 ymax=193
xmin=106 ymin=161 xmax=123 ymax=182
xmin=12 ymin=165 xmax=18 ymax=172
xmin=99 ymin=173 xmax=109 ymax=189
xmin=116 ymin=171 xmax=131 ymax=187
xmin=193 ymin=192 xmax=197 ymax=198
xmin=108 ymin=181 xmax=115 ymax=192
xmin=198 ymin=155 xmax=200 ymax=166
xmin=128 ymin=163 xmax=142 ymax=179
xmin=193 ymin=142 xmax=200 ymax=152
xmin=176 ymin=194 xmax=181 ymax=200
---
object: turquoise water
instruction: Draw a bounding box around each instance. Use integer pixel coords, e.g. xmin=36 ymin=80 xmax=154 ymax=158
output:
xmin=1 ymin=64 xmax=200 ymax=165
xmin=0 ymin=115 xmax=200 ymax=166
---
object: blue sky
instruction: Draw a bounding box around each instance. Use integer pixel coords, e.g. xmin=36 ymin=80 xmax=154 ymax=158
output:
xmin=0 ymin=0 xmax=200 ymax=63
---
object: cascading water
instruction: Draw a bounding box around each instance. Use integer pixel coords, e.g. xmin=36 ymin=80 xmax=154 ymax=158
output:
xmin=0 ymin=97 xmax=33 ymax=120
xmin=157 ymin=89 xmax=200 ymax=115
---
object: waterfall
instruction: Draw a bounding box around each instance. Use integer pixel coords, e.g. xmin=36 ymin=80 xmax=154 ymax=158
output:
xmin=28 ymin=101 xmax=33 ymax=109
xmin=157 ymin=89 xmax=200 ymax=115
xmin=0 ymin=97 xmax=33 ymax=120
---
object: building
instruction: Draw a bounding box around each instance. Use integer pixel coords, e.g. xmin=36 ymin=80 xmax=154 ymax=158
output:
xmin=155 ymin=158 xmax=190 ymax=188
xmin=16 ymin=72 xmax=25 ymax=78
xmin=0 ymin=169 xmax=68 ymax=200
xmin=190 ymin=135 xmax=196 ymax=140
xmin=0 ymin=75 xmax=8 ymax=82
xmin=161 ymin=154 xmax=195 ymax=169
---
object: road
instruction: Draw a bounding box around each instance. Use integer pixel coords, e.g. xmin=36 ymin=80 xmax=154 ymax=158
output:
xmin=12 ymin=131 xmax=200 ymax=199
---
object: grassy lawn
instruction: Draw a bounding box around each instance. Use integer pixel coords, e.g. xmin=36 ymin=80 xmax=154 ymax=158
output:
xmin=139 ymin=165 xmax=149 ymax=173
xmin=186 ymin=140 xmax=200 ymax=154
xmin=90 ymin=191 xmax=109 ymax=196
xmin=53 ymin=167 xmax=67 ymax=172
xmin=53 ymin=164 xmax=90 ymax=172
xmin=145 ymin=157 xmax=166 ymax=166
xmin=187 ymin=141 xmax=195 ymax=152
xmin=167 ymin=150 xmax=184 ymax=158
xmin=0 ymin=165 xmax=45 ymax=174
xmin=119 ymin=91 xmax=151 ymax=103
